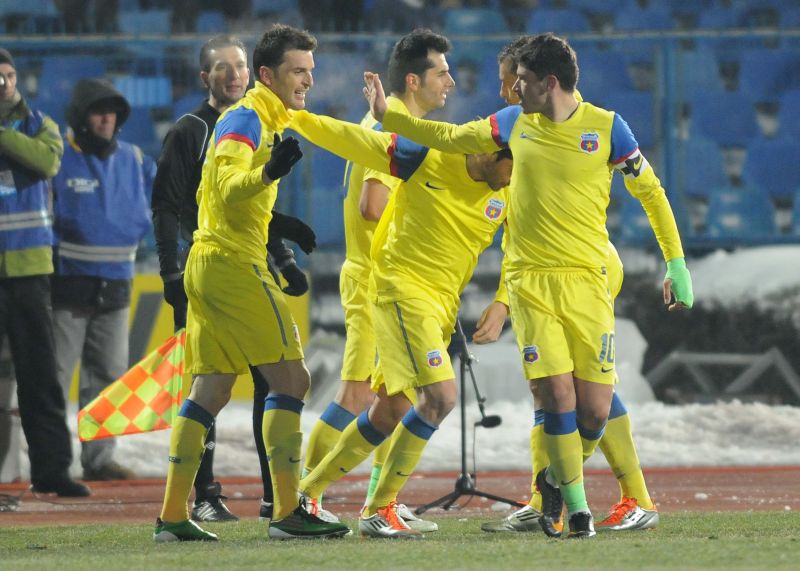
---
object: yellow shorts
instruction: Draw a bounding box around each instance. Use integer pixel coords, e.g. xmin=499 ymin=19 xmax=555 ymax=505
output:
xmin=507 ymin=269 xmax=615 ymax=385
xmin=607 ymin=242 xmax=623 ymax=300
xmin=339 ymin=270 xmax=376 ymax=381
xmin=371 ymin=293 xmax=458 ymax=396
xmin=184 ymin=244 xmax=304 ymax=375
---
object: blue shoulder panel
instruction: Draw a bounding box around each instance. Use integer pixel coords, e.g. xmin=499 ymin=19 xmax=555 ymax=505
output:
xmin=215 ymin=107 xmax=261 ymax=150
xmin=489 ymin=105 xmax=522 ymax=147
xmin=609 ymin=113 xmax=639 ymax=164
xmin=388 ymin=134 xmax=429 ymax=181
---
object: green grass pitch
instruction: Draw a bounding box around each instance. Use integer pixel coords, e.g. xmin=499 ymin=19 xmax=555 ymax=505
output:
xmin=2 ymin=512 xmax=799 ymax=570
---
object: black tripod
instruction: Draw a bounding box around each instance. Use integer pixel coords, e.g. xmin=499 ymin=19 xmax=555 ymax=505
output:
xmin=415 ymin=319 xmax=524 ymax=514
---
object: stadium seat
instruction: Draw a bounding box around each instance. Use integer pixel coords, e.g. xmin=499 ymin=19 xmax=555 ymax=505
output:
xmin=617 ymin=193 xmax=656 ymax=246
xmin=196 ymin=11 xmax=225 ymax=33
xmin=679 ymin=137 xmax=728 ymax=200
xmin=777 ymin=89 xmax=800 ymax=137
xmin=526 ymin=8 xmax=591 ymax=35
xmin=689 ymin=93 xmax=759 ymax=147
xmin=613 ymin=5 xmax=674 ymax=32
xmin=678 ymin=50 xmax=725 ymax=99
xmin=252 ymin=0 xmax=296 ymax=15
xmin=171 ymin=92 xmax=205 ymax=121
xmin=696 ymin=7 xmax=740 ymax=29
xmin=792 ymin=188 xmax=800 ymax=235
xmin=40 ymin=56 xmax=107 ymax=100
xmin=741 ymin=137 xmax=800 ymax=202
xmin=119 ymin=107 xmax=158 ymax=156
xmin=113 ymin=76 xmax=172 ymax=107
xmin=599 ymin=91 xmax=656 ymax=149
xmin=309 ymin=188 xmax=345 ymax=248
xmin=704 ymin=185 xmax=776 ymax=238
xmin=737 ymin=49 xmax=800 ymax=104
xmin=311 ymin=148 xmax=348 ymax=194
xmin=780 ymin=7 xmax=800 ymax=28
xmin=118 ymin=10 xmax=171 ymax=35
xmin=312 ymin=52 xmax=368 ymax=105
xmin=443 ymin=8 xmax=508 ymax=35
xmin=576 ymin=52 xmax=635 ymax=99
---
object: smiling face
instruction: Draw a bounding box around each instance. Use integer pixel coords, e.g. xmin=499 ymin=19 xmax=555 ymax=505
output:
xmin=202 ymin=45 xmax=249 ymax=108
xmin=412 ymin=50 xmax=455 ymax=113
xmin=261 ymin=49 xmax=315 ymax=111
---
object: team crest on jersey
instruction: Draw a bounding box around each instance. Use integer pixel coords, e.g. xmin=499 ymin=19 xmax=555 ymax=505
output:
xmin=427 ymin=350 xmax=443 ymax=368
xmin=523 ymin=345 xmax=539 ymax=363
xmin=579 ymin=132 xmax=600 ymax=154
xmin=66 ymin=177 xmax=100 ymax=193
xmin=484 ymin=198 xmax=505 ymax=221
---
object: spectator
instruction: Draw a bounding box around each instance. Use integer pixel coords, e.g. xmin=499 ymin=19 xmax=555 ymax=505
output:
xmin=51 ymin=78 xmax=151 ymax=481
xmin=0 ymin=47 xmax=90 ymax=497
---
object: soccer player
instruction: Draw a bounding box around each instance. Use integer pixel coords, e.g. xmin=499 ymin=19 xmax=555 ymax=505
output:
xmin=288 ymin=108 xmax=512 ymax=538
xmin=364 ymin=33 xmax=693 ymax=538
xmin=153 ymin=24 xmax=350 ymax=542
xmin=479 ymin=37 xmax=660 ymax=534
xmin=152 ymin=34 xmax=317 ymax=524
xmin=301 ymin=28 xmax=451 ymax=532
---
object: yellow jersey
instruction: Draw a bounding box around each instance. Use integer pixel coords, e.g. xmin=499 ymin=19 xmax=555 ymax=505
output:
xmin=193 ymin=82 xmax=293 ymax=266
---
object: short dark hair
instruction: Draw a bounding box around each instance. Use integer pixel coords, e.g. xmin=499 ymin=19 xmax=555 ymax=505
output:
xmin=517 ymin=33 xmax=579 ymax=92
xmin=387 ymin=28 xmax=451 ymax=95
xmin=199 ymin=34 xmax=248 ymax=73
xmin=495 ymin=148 xmax=513 ymax=161
xmin=253 ymin=24 xmax=317 ymax=71
xmin=497 ymin=36 xmax=532 ymax=68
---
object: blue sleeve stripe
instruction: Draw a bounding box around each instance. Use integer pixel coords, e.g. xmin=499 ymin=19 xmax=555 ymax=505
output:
xmin=401 ymin=407 xmax=437 ymax=440
xmin=356 ymin=410 xmax=388 ymax=446
xmin=608 ymin=392 xmax=628 ymax=419
xmin=320 ymin=402 xmax=357 ymax=431
xmin=577 ymin=420 xmax=606 ymax=441
xmin=215 ymin=107 xmax=261 ymax=150
xmin=178 ymin=399 xmax=215 ymax=429
xmin=489 ymin=105 xmax=522 ymax=147
xmin=543 ymin=410 xmax=577 ymax=436
xmin=388 ymin=133 xmax=429 ymax=181
xmin=533 ymin=408 xmax=544 ymax=427
xmin=610 ymin=113 xmax=639 ymax=164
xmin=264 ymin=394 xmax=304 ymax=414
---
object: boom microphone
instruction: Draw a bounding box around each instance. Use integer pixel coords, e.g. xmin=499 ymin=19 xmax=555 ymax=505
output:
xmin=476 ymin=415 xmax=502 ymax=428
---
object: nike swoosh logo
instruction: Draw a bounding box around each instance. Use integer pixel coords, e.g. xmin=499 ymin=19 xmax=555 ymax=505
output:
xmin=560 ymin=476 xmax=579 ymax=486
xmin=601 ymin=366 xmax=614 ymax=373
xmin=425 ymin=181 xmax=444 ymax=190
xmin=519 ymin=132 xmax=536 ymax=140
xmin=289 ymin=457 xmax=301 ymax=463
xmin=633 ymin=155 xmax=643 ymax=170
xmin=396 ymin=471 xmax=411 ymax=477
xmin=339 ymin=467 xmax=349 ymax=473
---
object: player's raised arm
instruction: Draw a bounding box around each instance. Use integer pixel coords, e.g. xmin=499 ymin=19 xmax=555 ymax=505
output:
xmin=610 ymin=113 xmax=693 ymax=311
xmin=365 ymin=71 xmax=504 ymax=155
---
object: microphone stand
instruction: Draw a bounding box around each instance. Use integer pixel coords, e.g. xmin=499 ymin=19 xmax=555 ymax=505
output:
xmin=415 ymin=318 xmax=524 ymax=514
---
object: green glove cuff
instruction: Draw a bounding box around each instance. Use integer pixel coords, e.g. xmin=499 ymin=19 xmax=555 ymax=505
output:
xmin=664 ymin=257 xmax=693 ymax=308
xmin=666 ymin=257 xmax=686 ymax=271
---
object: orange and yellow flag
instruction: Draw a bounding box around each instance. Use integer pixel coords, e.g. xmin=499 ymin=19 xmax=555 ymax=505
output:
xmin=78 ymin=329 xmax=186 ymax=442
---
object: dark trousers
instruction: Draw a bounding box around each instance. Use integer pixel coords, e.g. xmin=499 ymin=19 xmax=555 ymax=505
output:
xmin=0 ymin=275 xmax=73 ymax=484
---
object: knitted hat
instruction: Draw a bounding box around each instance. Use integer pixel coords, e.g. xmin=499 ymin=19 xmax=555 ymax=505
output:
xmin=0 ymin=48 xmax=15 ymax=69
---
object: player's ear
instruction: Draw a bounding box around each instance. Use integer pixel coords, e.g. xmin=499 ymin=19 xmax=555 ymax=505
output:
xmin=406 ymin=73 xmax=418 ymax=92
xmin=199 ymin=70 xmax=210 ymax=90
xmin=259 ymin=65 xmax=275 ymax=86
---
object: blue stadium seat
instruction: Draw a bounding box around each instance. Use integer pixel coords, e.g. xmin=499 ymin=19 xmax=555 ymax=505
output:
xmin=689 ymin=93 xmax=759 ymax=147
xmin=742 ymin=137 xmax=800 ymax=202
xmin=780 ymin=7 xmax=800 ymax=28
xmin=599 ymin=91 xmax=656 ymax=149
xmin=172 ymin=92 xmax=205 ymax=121
xmin=737 ymin=50 xmax=800 ymax=103
xmin=312 ymin=52 xmax=368 ymax=105
xmin=309 ymin=188 xmax=345 ymax=248
xmin=311 ymin=148 xmax=348 ymax=194
xmin=617 ymin=193 xmax=656 ymax=246
xmin=678 ymin=50 xmax=725 ymax=99
xmin=614 ymin=5 xmax=674 ymax=32
xmin=444 ymin=8 xmax=508 ymax=35
xmin=119 ymin=107 xmax=158 ymax=156
xmin=118 ymin=10 xmax=171 ymax=35
xmin=576 ymin=52 xmax=635 ymax=98
xmin=696 ymin=7 xmax=740 ymax=29
xmin=40 ymin=56 xmax=107 ymax=100
xmin=704 ymin=185 xmax=776 ymax=238
xmin=196 ymin=11 xmax=226 ymax=33
xmin=792 ymin=188 xmax=800 ymax=235
xmin=252 ymin=0 xmax=296 ymax=14
xmin=113 ymin=76 xmax=172 ymax=107
xmin=679 ymin=137 xmax=728 ymax=200
xmin=777 ymin=89 xmax=800 ymax=137
xmin=526 ymin=8 xmax=591 ymax=35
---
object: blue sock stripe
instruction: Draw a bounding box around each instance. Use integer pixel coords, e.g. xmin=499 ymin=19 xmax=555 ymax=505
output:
xmin=401 ymin=408 xmax=437 ymax=440
xmin=577 ymin=420 xmax=606 ymax=441
xmin=608 ymin=392 xmax=628 ymax=420
xmin=543 ymin=410 xmax=577 ymax=436
xmin=264 ymin=394 xmax=304 ymax=414
xmin=356 ymin=411 xmax=387 ymax=447
xmin=533 ymin=408 xmax=544 ymax=426
xmin=178 ymin=399 xmax=214 ymax=429
xmin=320 ymin=402 xmax=356 ymax=431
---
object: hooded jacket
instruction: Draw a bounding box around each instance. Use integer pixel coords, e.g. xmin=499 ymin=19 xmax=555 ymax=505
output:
xmin=51 ymin=79 xmax=151 ymax=310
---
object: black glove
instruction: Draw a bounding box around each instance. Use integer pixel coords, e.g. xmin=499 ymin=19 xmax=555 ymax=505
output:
xmin=280 ymin=263 xmax=309 ymax=296
xmin=163 ymin=275 xmax=188 ymax=308
xmin=271 ymin=211 xmax=316 ymax=254
xmin=263 ymin=133 xmax=303 ymax=182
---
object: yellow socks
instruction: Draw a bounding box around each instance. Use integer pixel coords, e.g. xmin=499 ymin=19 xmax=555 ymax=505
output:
xmin=578 ymin=419 xmax=605 ymax=462
xmin=529 ymin=409 xmax=547 ymax=511
xmin=543 ymin=410 xmax=587 ymax=515
xmin=263 ymin=394 xmax=305 ymax=521
xmin=160 ymin=399 xmax=214 ymax=522
xmin=366 ymin=408 xmax=437 ymax=515
xmin=301 ymin=410 xmax=387 ymax=500
xmin=304 ymin=402 xmax=356 ymax=474
xmin=598 ymin=393 xmax=653 ymax=509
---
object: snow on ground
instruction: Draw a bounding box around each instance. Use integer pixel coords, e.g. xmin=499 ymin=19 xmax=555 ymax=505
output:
xmin=5 ymin=246 xmax=800 ymax=481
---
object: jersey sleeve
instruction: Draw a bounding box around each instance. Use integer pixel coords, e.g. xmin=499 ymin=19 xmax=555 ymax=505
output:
xmin=610 ymin=113 xmax=684 ymax=261
xmin=213 ymin=108 xmax=266 ymax=204
xmin=381 ymin=106 xmax=509 ymax=154
xmin=291 ymin=110 xmax=428 ymax=182
xmin=493 ymin=222 xmax=510 ymax=307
